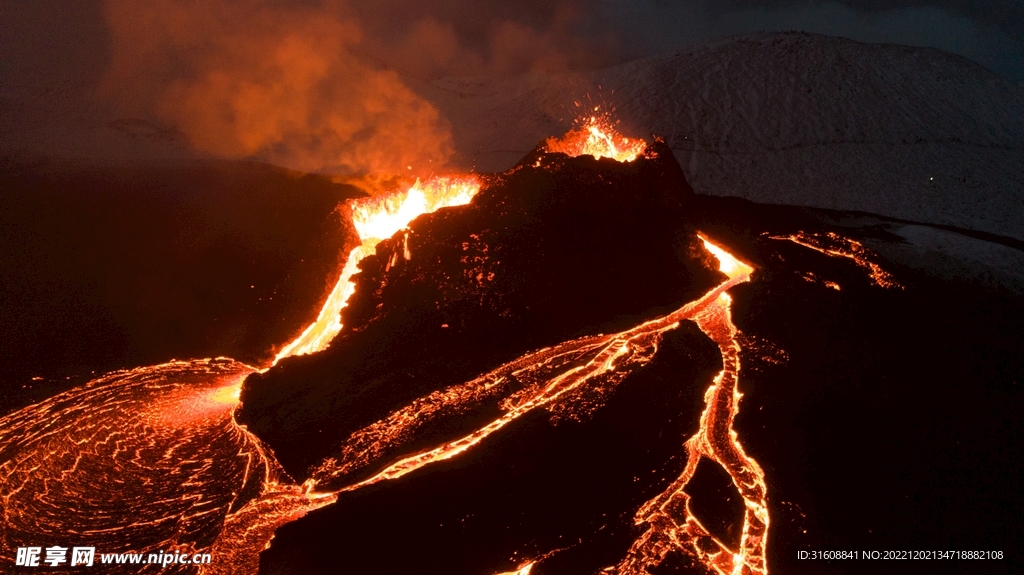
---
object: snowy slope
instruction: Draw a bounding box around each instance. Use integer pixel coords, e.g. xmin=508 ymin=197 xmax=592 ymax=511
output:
xmin=422 ymin=32 xmax=1024 ymax=243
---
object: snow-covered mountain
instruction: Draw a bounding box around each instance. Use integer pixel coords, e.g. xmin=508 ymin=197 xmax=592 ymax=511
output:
xmin=422 ymin=32 xmax=1024 ymax=244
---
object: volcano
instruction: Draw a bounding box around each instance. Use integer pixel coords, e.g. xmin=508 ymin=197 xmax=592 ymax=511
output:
xmin=2 ymin=33 xmax=1023 ymax=575
xmin=232 ymin=129 xmax=1018 ymax=574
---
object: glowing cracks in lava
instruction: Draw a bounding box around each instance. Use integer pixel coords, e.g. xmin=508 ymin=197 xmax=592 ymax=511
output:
xmin=544 ymin=115 xmax=647 ymax=163
xmin=0 ymin=359 xmax=339 ymax=575
xmin=203 ymin=471 xmax=336 ymax=575
xmin=769 ymin=231 xmax=903 ymax=289
xmin=273 ymin=176 xmax=481 ymax=363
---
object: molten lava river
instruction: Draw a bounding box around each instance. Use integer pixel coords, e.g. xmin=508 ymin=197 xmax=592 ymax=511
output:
xmin=0 ymin=117 xmax=906 ymax=574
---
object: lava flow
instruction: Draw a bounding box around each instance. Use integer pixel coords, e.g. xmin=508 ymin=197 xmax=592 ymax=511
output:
xmin=0 ymin=359 xmax=333 ymax=574
xmin=0 ymin=175 xmax=479 ymax=573
xmin=616 ymin=243 xmax=767 ymax=575
xmin=303 ymin=235 xmax=767 ymax=574
xmin=3 ymin=118 xmax=769 ymax=575
xmin=315 ymin=236 xmax=751 ymax=490
xmin=769 ymin=231 xmax=903 ymax=289
xmin=273 ymin=176 xmax=481 ymax=363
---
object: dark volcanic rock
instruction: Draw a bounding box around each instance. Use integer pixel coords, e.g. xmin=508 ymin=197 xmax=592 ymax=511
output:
xmin=255 ymin=192 xmax=1024 ymax=575
xmin=0 ymin=159 xmax=359 ymax=414
xmin=260 ymin=323 xmax=724 ymax=575
xmin=237 ymin=139 xmax=722 ymax=482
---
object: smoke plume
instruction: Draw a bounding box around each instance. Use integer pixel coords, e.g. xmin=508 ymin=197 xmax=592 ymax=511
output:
xmin=90 ymin=0 xmax=1024 ymax=178
xmin=102 ymin=0 xmax=457 ymax=176
xmin=99 ymin=0 xmax=612 ymax=177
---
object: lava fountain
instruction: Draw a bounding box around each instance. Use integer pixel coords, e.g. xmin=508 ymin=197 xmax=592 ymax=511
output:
xmin=0 ymin=175 xmax=480 ymax=573
xmin=543 ymin=113 xmax=647 ymax=163
xmin=273 ymin=176 xmax=481 ymax=363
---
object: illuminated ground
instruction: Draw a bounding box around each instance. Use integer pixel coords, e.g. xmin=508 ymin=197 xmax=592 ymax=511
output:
xmin=1 ymin=128 xmax=1021 ymax=575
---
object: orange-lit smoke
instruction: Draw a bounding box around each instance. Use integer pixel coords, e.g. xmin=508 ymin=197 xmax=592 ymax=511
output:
xmin=102 ymin=0 xmax=454 ymax=176
xmin=100 ymin=0 xmax=618 ymax=175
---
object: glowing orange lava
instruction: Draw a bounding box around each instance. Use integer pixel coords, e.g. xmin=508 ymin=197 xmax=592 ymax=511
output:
xmin=495 ymin=562 xmax=535 ymax=575
xmin=617 ymin=246 xmax=769 ymax=575
xmin=0 ymin=106 xmax=773 ymax=575
xmin=149 ymin=377 xmax=244 ymax=427
xmin=273 ymin=176 xmax=481 ymax=363
xmin=0 ymin=359 xmax=333 ymax=574
xmin=1 ymin=97 xmax=922 ymax=574
xmin=544 ymin=114 xmax=647 ymax=162
xmin=770 ymin=231 xmax=902 ymax=289
xmin=0 ymin=171 xmax=483 ymax=574
xmin=1 ymin=111 xmax=776 ymax=573
xmin=305 ymin=236 xmax=768 ymax=574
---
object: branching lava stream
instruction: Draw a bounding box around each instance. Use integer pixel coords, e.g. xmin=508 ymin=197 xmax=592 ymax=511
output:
xmin=769 ymin=231 xmax=902 ymax=289
xmin=306 ymin=235 xmax=766 ymax=575
xmin=4 ymin=119 xmax=888 ymax=574
xmin=0 ymin=176 xmax=480 ymax=573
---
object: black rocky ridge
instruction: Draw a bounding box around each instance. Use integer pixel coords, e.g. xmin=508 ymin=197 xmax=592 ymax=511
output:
xmin=239 ymin=140 xmax=1023 ymax=575
xmin=236 ymin=138 xmax=724 ymax=483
